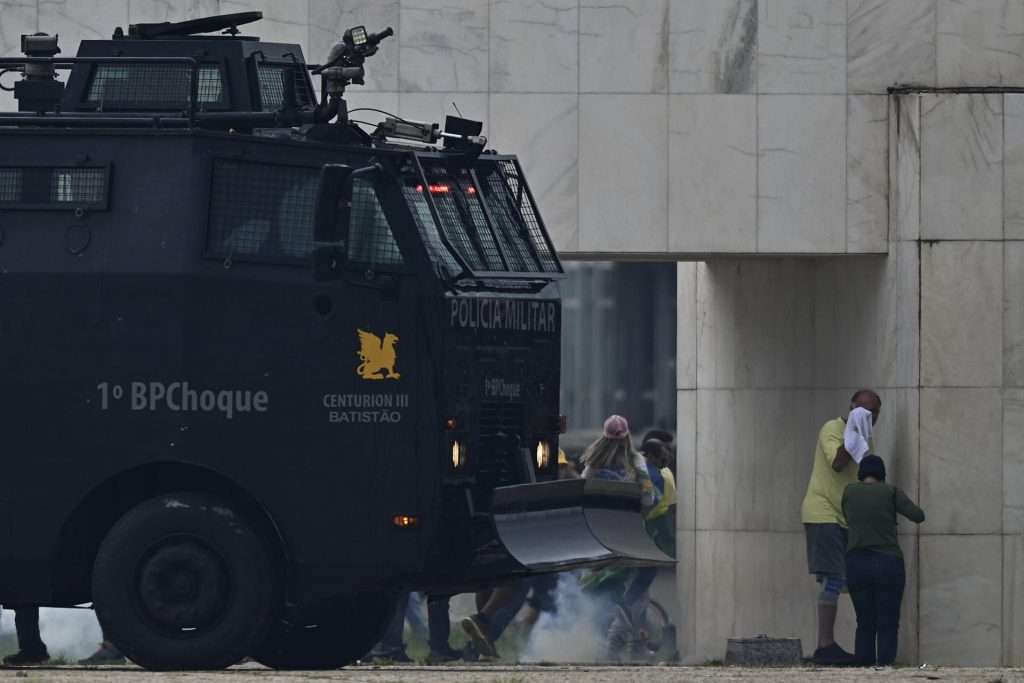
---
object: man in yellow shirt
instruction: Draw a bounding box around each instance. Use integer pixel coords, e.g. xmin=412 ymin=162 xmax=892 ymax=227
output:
xmin=801 ymin=389 xmax=881 ymax=665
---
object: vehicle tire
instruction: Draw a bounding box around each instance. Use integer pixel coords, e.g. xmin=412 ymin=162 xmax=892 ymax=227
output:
xmin=91 ymin=492 xmax=279 ymax=670
xmin=253 ymin=591 xmax=396 ymax=670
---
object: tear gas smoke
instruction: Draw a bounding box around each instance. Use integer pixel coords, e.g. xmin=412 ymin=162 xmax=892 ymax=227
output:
xmin=520 ymin=573 xmax=612 ymax=663
xmin=1 ymin=607 xmax=102 ymax=661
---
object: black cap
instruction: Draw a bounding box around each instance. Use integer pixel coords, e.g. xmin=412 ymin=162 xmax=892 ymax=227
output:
xmin=858 ymin=454 xmax=886 ymax=482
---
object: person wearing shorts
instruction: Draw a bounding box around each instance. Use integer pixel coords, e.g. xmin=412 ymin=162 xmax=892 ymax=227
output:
xmin=800 ymin=390 xmax=881 ymax=665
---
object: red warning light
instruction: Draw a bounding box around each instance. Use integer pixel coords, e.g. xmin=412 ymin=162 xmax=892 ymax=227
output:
xmin=415 ymin=184 xmax=451 ymax=194
xmin=467 ymin=186 xmax=476 ymax=195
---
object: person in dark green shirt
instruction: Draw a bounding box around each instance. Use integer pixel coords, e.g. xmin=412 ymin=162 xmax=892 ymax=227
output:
xmin=841 ymin=454 xmax=925 ymax=666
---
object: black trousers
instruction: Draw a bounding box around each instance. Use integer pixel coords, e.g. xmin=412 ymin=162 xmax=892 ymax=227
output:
xmin=845 ymin=550 xmax=905 ymax=666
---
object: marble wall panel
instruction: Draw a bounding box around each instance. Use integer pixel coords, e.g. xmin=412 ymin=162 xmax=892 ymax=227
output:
xmin=695 ymin=389 xmax=818 ymax=533
xmin=847 ymin=95 xmax=889 ymax=253
xmin=1006 ymin=95 xmax=1024 ymax=240
xmin=847 ymin=0 xmax=937 ymax=93
xmin=489 ymin=0 xmax=576 ymax=94
xmin=813 ymin=243 xmax=919 ymax=390
xmin=677 ymin=263 xmax=698 ymax=390
xmin=1006 ymin=390 xmax=1024 ymax=534
xmin=39 ymin=0 xmax=129 ymax=48
xmin=675 ymin=388 xmax=698 ymax=661
xmin=219 ymin=0 xmax=308 ymax=45
xmin=920 ymin=534 xmax=1003 ymax=666
xmin=128 ymin=0 xmax=219 ymax=23
xmin=489 ymin=94 xmax=578 ymax=251
xmin=921 ymin=94 xmax=1002 ymax=240
xmin=920 ymin=388 xmax=1003 ymax=534
xmin=579 ymin=0 xmax=668 ymax=94
xmin=398 ymin=0 xmax=488 ymax=92
xmin=921 ymin=241 xmax=1003 ymax=387
xmin=0 ymin=0 xmax=35 ymax=113
xmin=578 ymin=94 xmax=667 ymax=253
xmin=696 ymin=259 xmax=816 ymax=389
xmin=1006 ymin=533 xmax=1024 ymax=666
xmin=308 ymin=0 xmax=399 ymax=91
xmin=757 ymin=0 xmax=845 ymax=94
xmin=1008 ymin=242 xmax=1024 ymax=387
xmin=669 ymin=0 xmax=757 ymax=94
xmin=937 ymin=0 xmax=1024 ymax=87
xmin=397 ymin=91 xmax=487 ymax=130
xmin=890 ymin=94 xmax=922 ymax=242
xmin=668 ymin=95 xmax=756 ymax=253
xmin=757 ymin=95 xmax=846 ymax=252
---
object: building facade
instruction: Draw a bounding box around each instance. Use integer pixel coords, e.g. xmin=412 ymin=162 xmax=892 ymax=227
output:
xmin=2 ymin=0 xmax=1021 ymax=666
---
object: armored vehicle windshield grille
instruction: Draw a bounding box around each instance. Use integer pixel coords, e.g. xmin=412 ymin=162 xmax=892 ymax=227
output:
xmin=494 ymin=160 xmax=559 ymax=273
xmin=256 ymin=63 xmax=314 ymax=111
xmin=348 ymin=178 xmax=404 ymax=270
xmin=84 ymin=64 xmax=225 ymax=110
xmin=478 ymin=402 xmax=526 ymax=488
xmin=0 ymin=166 xmax=108 ymax=209
xmin=207 ymin=159 xmax=318 ymax=263
xmin=401 ymin=184 xmax=463 ymax=274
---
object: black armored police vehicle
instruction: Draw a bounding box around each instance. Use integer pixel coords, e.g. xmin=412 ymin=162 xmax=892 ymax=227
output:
xmin=0 ymin=12 xmax=671 ymax=670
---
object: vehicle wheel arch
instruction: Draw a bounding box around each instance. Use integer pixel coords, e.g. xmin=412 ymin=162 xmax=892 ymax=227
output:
xmin=50 ymin=461 xmax=289 ymax=605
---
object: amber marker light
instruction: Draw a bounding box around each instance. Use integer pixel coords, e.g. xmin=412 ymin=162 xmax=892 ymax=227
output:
xmin=536 ymin=441 xmax=551 ymax=470
xmin=445 ymin=417 xmax=458 ymax=430
xmin=392 ymin=515 xmax=419 ymax=528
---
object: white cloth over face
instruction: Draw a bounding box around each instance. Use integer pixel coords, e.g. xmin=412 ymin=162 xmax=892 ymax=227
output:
xmin=844 ymin=406 xmax=873 ymax=464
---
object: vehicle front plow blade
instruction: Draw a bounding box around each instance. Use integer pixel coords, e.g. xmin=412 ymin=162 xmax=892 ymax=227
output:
xmin=490 ymin=478 xmax=675 ymax=573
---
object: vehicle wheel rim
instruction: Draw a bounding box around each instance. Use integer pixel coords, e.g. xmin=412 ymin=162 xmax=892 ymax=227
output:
xmin=137 ymin=538 xmax=228 ymax=635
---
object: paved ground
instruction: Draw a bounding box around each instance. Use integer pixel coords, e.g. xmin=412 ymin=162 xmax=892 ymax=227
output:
xmin=0 ymin=665 xmax=1021 ymax=683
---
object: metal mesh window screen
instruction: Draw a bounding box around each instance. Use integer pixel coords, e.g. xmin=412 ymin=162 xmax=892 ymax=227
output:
xmin=480 ymin=169 xmax=540 ymax=272
xmin=85 ymin=64 xmax=225 ymax=110
xmin=348 ymin=178 xmax=404 ymax=269
xmin=257 ymin=63 xmax=314 ymax=111
xmin=0 ymin=166 xmax=108 ymax=208
xmin=423 ymin=170 xmax=485 ymax=271
xmin=49 ymin=168 xmax=106 ymax=204
xmin=207 ymin=159 xmax=318 ymax=262
xmin=496 ymin=160 xmax=559 ymax=273
xmin=0 ymin=169 xmax=23 ymax=202
xmin=456 ymin=173 xmax=505 ymax=271
xmin=401 ymin=184 xmax=462 ymax=274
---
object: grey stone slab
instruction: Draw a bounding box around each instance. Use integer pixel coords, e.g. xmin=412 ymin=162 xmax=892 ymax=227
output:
xmin=921 ymin=241 xmax=1003 ymax=387
xmin=489 ymin=0 xmax=577 ymax=93
xmin=920 ymin=388 xmax=1003 ymax=534
xmin=39 ymin=0 xmax=129 ymax=48
xmin=1006 ymin=533 xmax=1024 ymax=666
xmin=847 ymin=94 xmax=889 ymax=252
xmin=578 ymin=94 xmax=668 ymax=253
xmin=1005 ymin=95 xmax=1024 ymax=239
xmin=938 ymin=0 xmax=1024 ymax=87
xmin=921 ymin=94 xmax=1003 ymax=240
xmin=848 ymin=0 xmax=937 ymax=93
xmin=580 ymin=0 xmax=669 ymax=94
xmin=489 ymin=94 xmax=578 ymax=252
xmin=757 ymin=0 xmax=846 ymax=94
xmin=0 ymin=0 xmax=35 ymax=113
xmin=309 ymin=0 xmax=399 ymax=91
xmin=890 ymin=94 xmax=922 ymax=242
xmin=219 ymin=0 xmax=308 ymax=45
xmin=1008 ymin=242 xmax=1024 ymax=387
xmin=668 ymin=94 xmax=756 ymax=253
xmin=1005 ymin=389 xmax=1024 ymax=534
xmin=677 ymin=264 xmax=698 ymax=390
xmin=399 ymin=0 xmax=488 ymax=92
xmin=669 ymin=0 xmax=757 ymax=94
xmin=920 ymin=534 xmax=1003 ymax=666
xmin=757 ymin=95 xmax=846 ymax=252
xmin=128 ymin=0 xmax=220 ymax=23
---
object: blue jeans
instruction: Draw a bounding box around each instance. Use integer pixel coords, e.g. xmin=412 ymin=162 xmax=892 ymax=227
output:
xmin=845 ymin=550 xmax=905 ymax=666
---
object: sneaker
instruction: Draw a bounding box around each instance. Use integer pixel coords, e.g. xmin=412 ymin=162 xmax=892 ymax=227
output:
xmin=3 ymin=649 xmax=49 ymax=666
xmin=812 ymin=642 xmax=857 ymax=666
xmin=78 ymin=643 xmax=126 ymax=665
xmin=460 ymin=614 xmax=497 ymax=659
xmin=426 ymin=646 xmax=463 ymax=664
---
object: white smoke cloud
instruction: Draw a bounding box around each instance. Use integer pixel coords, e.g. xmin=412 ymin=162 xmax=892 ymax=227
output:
xmin=519 ymin=573 xmax=613 ymax=664
xmin=0 ymin=608 xmax=102 ymax=662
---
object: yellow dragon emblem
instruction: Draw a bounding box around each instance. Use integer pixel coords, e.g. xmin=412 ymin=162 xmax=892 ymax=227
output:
xmin=356 ymin=329 xmax=401 ymax=380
